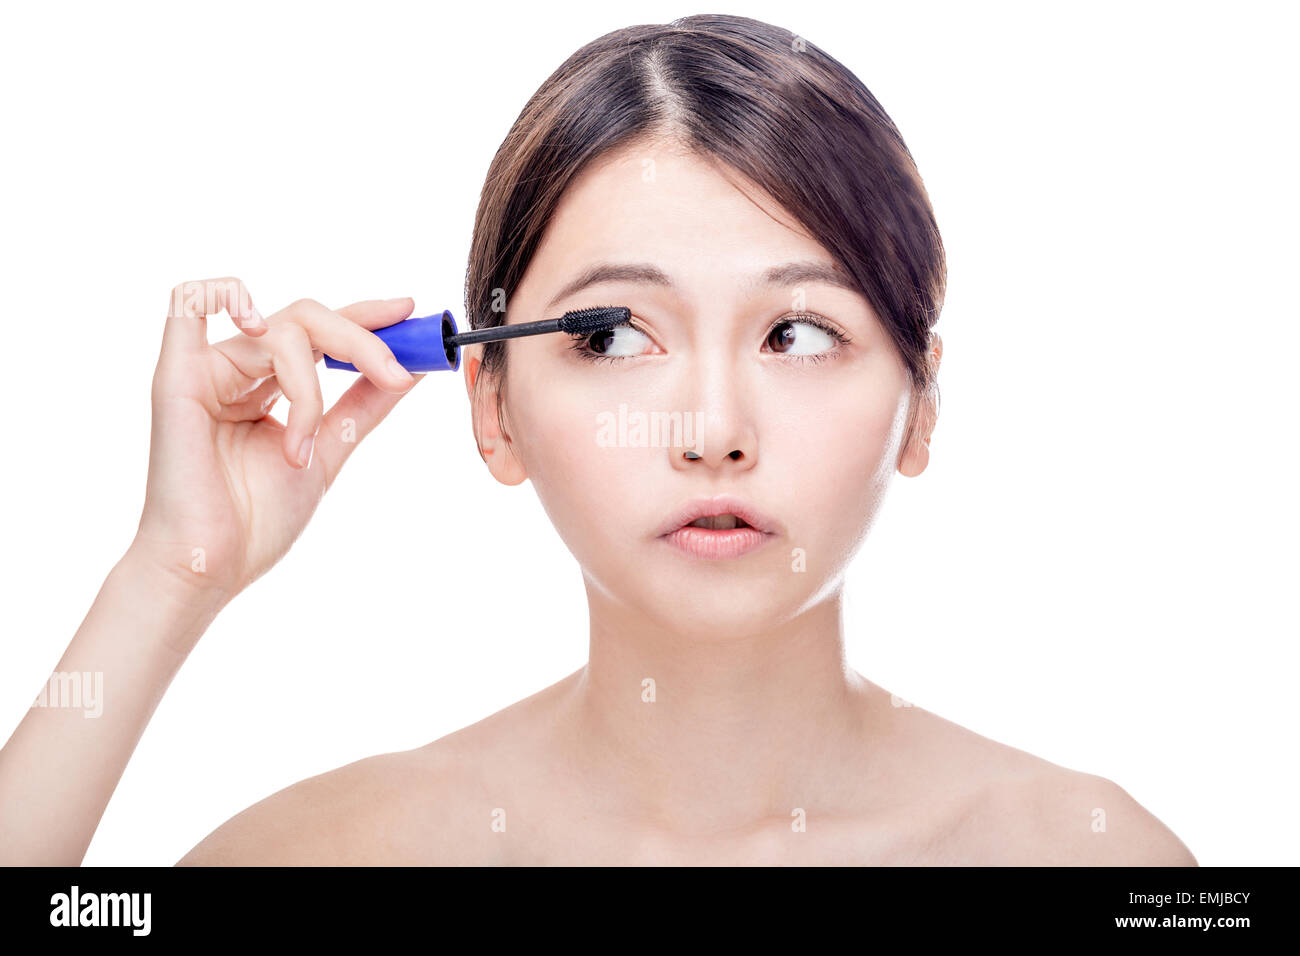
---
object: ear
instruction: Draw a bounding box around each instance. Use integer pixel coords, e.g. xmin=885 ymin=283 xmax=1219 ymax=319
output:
xmin=463 ymin=345 xmax=528 ymax=486
xmin=897 ymin=332 xmax=943 ymax=478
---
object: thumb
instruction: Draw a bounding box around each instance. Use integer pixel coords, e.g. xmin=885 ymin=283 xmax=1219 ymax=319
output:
xmin=314 ymin=373 xmax=425 ymax=487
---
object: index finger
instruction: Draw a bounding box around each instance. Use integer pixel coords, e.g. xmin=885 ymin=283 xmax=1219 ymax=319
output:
xmin=164 ymin=276 xmax=269 ymax=354
xmin=333 ymin=296 xmax=416 ymax=330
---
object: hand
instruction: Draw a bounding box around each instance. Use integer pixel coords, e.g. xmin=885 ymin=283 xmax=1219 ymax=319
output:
xmin=131 ymin=277 xmax=424 ymax=609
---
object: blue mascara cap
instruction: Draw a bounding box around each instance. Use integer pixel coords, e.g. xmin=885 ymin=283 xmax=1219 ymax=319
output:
xmin=323 ymin=310 xmax=461 ymax=373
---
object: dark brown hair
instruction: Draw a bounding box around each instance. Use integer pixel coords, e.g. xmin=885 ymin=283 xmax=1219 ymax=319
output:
xmin=466 ymin=13 xmax=945 ymax=453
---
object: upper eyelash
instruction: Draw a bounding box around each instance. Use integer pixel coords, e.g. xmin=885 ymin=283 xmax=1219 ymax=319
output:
xmin=566 ymin=312 xmax=852 ymax=365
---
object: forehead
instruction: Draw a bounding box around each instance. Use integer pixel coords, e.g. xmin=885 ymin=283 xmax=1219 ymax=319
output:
xmin=519 ymin=141 xmax=839 ymax=306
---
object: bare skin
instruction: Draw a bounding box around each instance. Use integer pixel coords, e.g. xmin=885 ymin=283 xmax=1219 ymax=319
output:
xmin=176 ymin=667 xmax=1196 ymax=866
xmin=0 ymin=137 xmax=1196 ymax=867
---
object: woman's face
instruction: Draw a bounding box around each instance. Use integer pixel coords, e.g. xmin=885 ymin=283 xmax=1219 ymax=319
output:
xmin=466 ymin=138 xmax=929 ymax=637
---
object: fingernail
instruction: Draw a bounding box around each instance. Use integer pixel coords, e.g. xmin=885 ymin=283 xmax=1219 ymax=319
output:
xmin=386 ymin=297 xmax=411 ymax=305
xmin=297 ymin=435 xmax=314 ymax=468
xmin=387 ymin=357 xmax=414 ymax=382
xmin=244 ymin=307 xmax=266 ymax=329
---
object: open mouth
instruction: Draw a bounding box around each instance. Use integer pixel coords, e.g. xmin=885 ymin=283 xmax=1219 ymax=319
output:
xmin=684 ymin=514 xmax=753 ymax=530
xmin=654 ymin=494 xmax=779 ymax=544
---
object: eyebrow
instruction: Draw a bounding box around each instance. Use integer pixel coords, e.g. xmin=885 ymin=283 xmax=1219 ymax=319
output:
xmin=542 ymin=259 xmax=858 ymax=315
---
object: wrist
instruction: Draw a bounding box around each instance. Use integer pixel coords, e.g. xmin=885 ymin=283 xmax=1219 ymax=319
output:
xmin=118 ymin=540 xmax=233 ymax=630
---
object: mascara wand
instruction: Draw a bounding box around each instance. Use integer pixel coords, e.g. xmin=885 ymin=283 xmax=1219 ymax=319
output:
xmin=323 ymin=306 xmax=632 ymax=374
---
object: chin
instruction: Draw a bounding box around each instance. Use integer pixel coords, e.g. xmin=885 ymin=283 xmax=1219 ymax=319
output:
xmin=632 ymin=575 xmax=819 ymax=638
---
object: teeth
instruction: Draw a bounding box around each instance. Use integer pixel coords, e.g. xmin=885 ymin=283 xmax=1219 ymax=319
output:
xmin=687 ymin=514 xmax=749 ymax=530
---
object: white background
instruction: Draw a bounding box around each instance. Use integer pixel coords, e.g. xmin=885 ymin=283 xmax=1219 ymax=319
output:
xmin=1 ymin=0 xmax=1295 ymax=866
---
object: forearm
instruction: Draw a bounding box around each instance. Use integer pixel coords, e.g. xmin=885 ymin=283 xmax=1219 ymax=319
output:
xmin=0 ymin=546 xmax=223 ymax=865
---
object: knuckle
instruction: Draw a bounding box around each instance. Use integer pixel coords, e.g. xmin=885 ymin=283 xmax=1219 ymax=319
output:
xmin=213 ymin=276 xmax=246 ymax=303
xmin=288 ymin=296 xmax=321 ymax=314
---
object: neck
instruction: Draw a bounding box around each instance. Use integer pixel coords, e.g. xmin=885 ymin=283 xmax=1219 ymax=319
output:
xmin=558 ymin=579 xmax=875 ymax=833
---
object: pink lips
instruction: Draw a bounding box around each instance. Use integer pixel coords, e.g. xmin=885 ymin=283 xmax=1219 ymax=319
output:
xmin=662 ymin=525 xmax=774 ymax=559
xmin=656 ymin=493 xmax=780 ymax=560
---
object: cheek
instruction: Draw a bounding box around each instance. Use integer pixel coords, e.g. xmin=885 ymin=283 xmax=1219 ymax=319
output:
xmin=768 ymin=363 xmax=903 ymax=461
xmin=508 ymin=370 xmax=657 ymax=552
xmin=762 ymin=369 xmax=908 ymax=548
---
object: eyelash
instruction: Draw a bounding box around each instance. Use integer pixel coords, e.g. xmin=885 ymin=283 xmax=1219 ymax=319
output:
xmin=566 ymin=312 xmax=853 ymax=366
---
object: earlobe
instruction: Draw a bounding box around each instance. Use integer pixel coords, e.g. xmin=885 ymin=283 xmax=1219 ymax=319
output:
xmin=897 ymin=339 xmax=941 ymax=478
xmin=480 ymin=418 xmax=529 ymax=486
xmin=897 ymin=437 xmax=930 ymax=478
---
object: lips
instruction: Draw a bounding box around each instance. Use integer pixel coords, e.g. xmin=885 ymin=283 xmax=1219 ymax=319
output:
xmin=655 ymin=494 xmax=780 ymax=538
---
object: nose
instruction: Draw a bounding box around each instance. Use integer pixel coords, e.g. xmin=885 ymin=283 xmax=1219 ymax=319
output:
xmin=669 ymin=402 xmax=758 ymax=473
xmin=665 ymin=313 xmax=760 ymax=473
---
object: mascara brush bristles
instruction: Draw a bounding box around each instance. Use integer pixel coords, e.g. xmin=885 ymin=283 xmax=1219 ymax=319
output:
xmin=557 ymin=306 xmax=633 ymax=337
xmin=443 ymin=307 xmax=631 ymax=348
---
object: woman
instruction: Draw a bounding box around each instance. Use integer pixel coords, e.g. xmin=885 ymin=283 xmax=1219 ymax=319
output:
xmin=0 ymin=14 xmax=1195 ymax=865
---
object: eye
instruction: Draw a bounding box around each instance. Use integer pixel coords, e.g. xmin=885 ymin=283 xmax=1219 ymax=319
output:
xmin=568 ymin=321 xmax=657 ymax=364
xmin=764 ymin=313 xmax=851 ymax=364
xmin=566 ymin=312 xmax=851 ymax=366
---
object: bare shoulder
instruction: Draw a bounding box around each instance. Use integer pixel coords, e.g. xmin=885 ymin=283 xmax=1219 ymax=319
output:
xmin=931 ymin=726 xmax=1196 ymax=865
xmin=990 ymin=767 xmax=1199 ymax=866
xmin=865 ymin=686 xmax=1196 ymax=866
xmin=174 ymin=742 xmax=498 ymax=866
xmin=175 ymin=674 xmax=575 ymax=866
